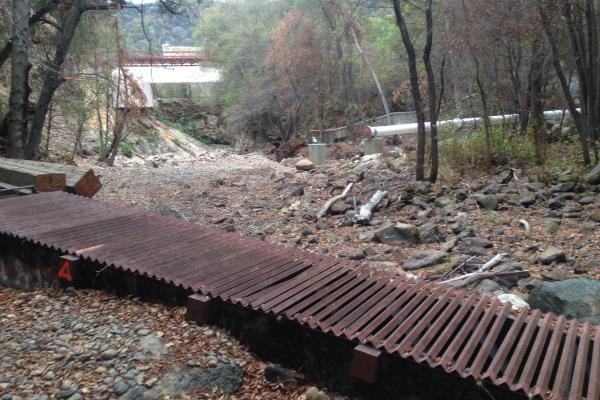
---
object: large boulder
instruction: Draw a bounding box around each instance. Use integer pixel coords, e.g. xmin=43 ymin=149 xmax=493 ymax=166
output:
xmin=586 ymin=163 xmax=600 ymax=185
xmin=528 ymin=279 xmax=600 ymax=324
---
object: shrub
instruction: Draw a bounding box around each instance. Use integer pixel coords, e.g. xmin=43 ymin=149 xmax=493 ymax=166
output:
xmin=120 ymin=141 xmax=133 ymax=158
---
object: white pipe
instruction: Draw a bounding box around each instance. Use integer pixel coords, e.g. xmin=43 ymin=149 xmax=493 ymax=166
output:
xmin=365 ymin=109 xmax=575 ymax=138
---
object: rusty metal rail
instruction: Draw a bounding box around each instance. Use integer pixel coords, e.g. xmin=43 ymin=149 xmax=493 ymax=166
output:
xmin=0 ymin=192 xmax=598 ymax=400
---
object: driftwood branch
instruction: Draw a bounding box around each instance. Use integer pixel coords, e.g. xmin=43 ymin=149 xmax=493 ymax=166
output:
xmin=441 ymin=270 xmax=530 ymax=288
xmin=317 ymin=183 xmax=354 ymax=219
xmin=354 ymin=190 xmax=388 ymax=224
xmin=477 ymin=253 xmax=508 ymax=273
xmin=519 ymin=219 xmax=531 ymax=233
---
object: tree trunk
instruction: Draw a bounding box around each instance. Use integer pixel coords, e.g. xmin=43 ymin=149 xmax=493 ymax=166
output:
xmin=423 ymin=0 xmax=438 ymax=182
xmin=25 ymin=3 xmax=84 ymax=159
xmin=348 ymin=26 xmax=391 ymax=125
xmin=537 ymin=0 xmax=591 ymax=165
xmin=7 ymin=0 xmax=30 ymax=159
xmin=44 ymin=102 xmax=54 ymax=156
xmin=392 ymin=0 xmax=426 ymax=181
xmin=0 ymin=0 xmax=60 ymax=70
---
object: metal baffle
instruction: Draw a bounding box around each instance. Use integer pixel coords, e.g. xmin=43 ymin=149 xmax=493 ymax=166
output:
xmin=350 ymin=344 xmax=382 ymax=383
xmin=185 ymin=293 xmax=214 ymax=324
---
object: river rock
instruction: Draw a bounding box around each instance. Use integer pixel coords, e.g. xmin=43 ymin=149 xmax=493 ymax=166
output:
xmin=295 ymin=159 xmax=314 ymax=171
xmin=528 ymin=279 xmax=600 ymax=324
xmin=374 ymin=222 xmax=419 ymax=244
xmin=474 ymin=194 xmax=498 ymax=210
xmin=519 ymin=194 xmax=536 ymax=207
xmin=539 ymin=246 xmax=566 ymax=264
xmin=151 ymin=363 xmax=243 ymax=396
xmin=551 ymin=182 xmax=576 ymax=193
xmin=403 ymin=250 xmax=446 ymax=270
xmin=152 ymin=204 xmax=187 ymax=221
xmin=586 ymin=163 xmax=600 ymax=185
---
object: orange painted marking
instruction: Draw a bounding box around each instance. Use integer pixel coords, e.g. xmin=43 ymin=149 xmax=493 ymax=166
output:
xmin=57 ymin=259 xmax=73 ymax=282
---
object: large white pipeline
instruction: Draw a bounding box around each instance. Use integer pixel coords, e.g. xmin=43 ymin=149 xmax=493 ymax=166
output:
xmin=364 ymin=109 xmax=573 ymax=138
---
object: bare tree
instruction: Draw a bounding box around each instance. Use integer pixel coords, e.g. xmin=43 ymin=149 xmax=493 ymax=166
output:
xmin=6 ymin=0 xmax=29 ymax=158
xmin=391 ymin=0 xmax=427 ymax=181
xmin=537 ymin=0 xmax=592 ymax=165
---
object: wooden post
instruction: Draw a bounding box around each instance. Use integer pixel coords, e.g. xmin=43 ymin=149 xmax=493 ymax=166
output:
xmin=350 ymin=344 xmax=382 ymax=383
xmin=185 ymin=293 xmax=213 ymax=324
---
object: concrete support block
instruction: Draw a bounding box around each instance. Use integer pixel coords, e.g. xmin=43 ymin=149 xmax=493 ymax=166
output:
xmin=363 ymin=138 xmax=384 ymax=156
xmin=185 ymin=293 xmax=213 ymax=324
xmin=350 ymin=344 xmax=382 ymax=383
xmin=308 ymin=144 xmax=327 ymax=166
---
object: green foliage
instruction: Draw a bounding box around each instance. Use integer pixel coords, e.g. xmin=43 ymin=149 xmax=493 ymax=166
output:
xmin=441 ymin=126 xmax=587 ymax=177
xmin=119 ymin=1 xmax=202 ymax=52
xmin=155 ymin=112 xmax=218 ymax=146
xmin=120 ymin=141 xmax=134 ymax=158
xmin=442 ymin=127 xmax=536 ymax=169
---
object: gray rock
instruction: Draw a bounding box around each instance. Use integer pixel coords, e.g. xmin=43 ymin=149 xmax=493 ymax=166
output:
xmin=527 ymin=182 xmax=544 ymax=192
xmin=539 ymin=247 xmax=566 ymax=264
xmin=461 ymin=237 xmax=493 ymax=248
xmin=151 ymin=363 xmax=243 ymax=396
xmin=419 ymin=223 xmax=440 ymax=243
xmin=586 ymin=163 xmax=600 ymax=185
xmin=474 ymin=195 xmax=498 ymax=211
xmin=496 ymin=170 xmax=513 ymax=184
xmin=329 ymin=200 xmax=351 ymax=214
xmin=528 ymin=279 xmax=600 ymax=324
xmin=374 ymin=222 xmax=419 ymax=244
xmin=551 ymin=182 xmax=576 ymax=193
xmin=403 ymin=251 xmax=446 ymax=270
xmin=352 ymin=160 xmax=380 ymax=175
xmin=364 ymin=261 xmax=399 ymax=273
xmin=124 ymin=386 xmax=149 ymax=400
xmin=519 ymin=194 xmax=536 ymax=207
xmin=477 ymin=279 xmax=501 ymax=292
xmin=152 ymin=204 xmax=187 ymax=221
xmin=494 ymin=262 xmax=526 ymax=288
xmin=101 ymin=349 xmax=119 ymax=360
xmin=543 ymin=221 xmax=560 ymax=234
xmin=113 ymin=380 xmax=129 ymax=396
xmin=454 ymin=189 xmax=468 ymax=202
xmin=338 ymin=249 xmax=365 ymax=260
xmin=304 ymin=387 xmax=330 ymax=400
xmin=578 ymin=196 xmax=596 ymax=205
xmin=547 ymin=197 xmax=565 ymax=210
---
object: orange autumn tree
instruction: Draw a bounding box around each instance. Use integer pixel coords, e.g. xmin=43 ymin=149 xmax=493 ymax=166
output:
xmin=265 ymin=10 xmax=330 ymax=141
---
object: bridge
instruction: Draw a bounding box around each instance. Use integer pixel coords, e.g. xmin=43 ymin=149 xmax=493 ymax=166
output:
xmin=122 ymin=52 xmax=214 ymax=66
xmin=0 ymin=191 xmax=597 ymax=400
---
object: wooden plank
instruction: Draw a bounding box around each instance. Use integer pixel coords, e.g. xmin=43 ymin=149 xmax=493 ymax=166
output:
xmin=0 ymin=181 xmax=34 ymax=196
xmin=0 ymin=158 xmax=101 ymax=197
xmin=0 ymin=163 xmax=65 ymax=192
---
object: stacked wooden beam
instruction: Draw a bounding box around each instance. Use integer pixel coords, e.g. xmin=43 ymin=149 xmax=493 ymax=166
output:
xmin=0 ymin=158 xmax=101 ymax=197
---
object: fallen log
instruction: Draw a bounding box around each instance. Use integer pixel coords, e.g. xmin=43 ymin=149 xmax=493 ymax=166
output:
xmin=317 ymin=183 xmax=353 ymax=219
xmin=353 ymin=190 xmax=388 ymax=224
xmin=441 ymin=270 xmax=530 ymax=288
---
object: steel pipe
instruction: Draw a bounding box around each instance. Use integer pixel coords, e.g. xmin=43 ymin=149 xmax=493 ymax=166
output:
xmin=364 ymin=109 xmax=575 ymax=138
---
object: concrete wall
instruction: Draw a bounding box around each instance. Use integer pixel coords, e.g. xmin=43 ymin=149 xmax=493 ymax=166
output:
xmin=313 ymin=111 xmax=418 ymax=144
xmin=151 ymin=82 xmax=214 ymax=101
